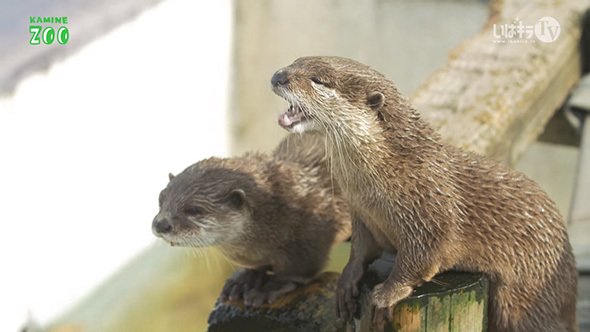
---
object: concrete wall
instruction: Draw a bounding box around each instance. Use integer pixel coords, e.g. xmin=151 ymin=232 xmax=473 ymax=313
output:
xmin=230 ymin=0 xmax=488 ymax=154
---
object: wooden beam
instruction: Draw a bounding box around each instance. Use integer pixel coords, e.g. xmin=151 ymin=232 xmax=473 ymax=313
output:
xmin=412 ymin=0 xmax=587 ymax=164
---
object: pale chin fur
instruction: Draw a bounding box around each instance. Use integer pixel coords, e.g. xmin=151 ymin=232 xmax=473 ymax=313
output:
xmin=160 ymin=230 xmax=217 ymax=248
xmin=288 ymin=120 xmax=314 ymax=133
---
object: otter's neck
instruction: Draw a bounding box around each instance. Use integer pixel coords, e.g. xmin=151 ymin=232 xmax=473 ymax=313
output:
xmin=328 ymin=104 xmax=441 ymax=171
xmin=325 ymin=106 xmax=444 ymax=208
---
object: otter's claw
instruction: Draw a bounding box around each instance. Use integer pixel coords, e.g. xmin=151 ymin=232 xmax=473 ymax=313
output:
xmin=244 ymin=279 xmax=298 ymax=307
xmin=371 ymin=305 xmax=393 ymax=332
xmin=369 ymin=282 xmax=414 ymax=331
xmin=220 ymin=269 xmax=267 ymax=302
xmin=335 ymin=262 xmax=365 ymax=321
xmin=336 ymin=279 xmax=358 ymax=321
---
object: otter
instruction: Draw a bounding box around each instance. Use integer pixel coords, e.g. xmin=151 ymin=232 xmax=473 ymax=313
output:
xmin=152 ymin=133 xmax=351 ymax=307
xmin=271 ymin=56 xmax=577 ymax=332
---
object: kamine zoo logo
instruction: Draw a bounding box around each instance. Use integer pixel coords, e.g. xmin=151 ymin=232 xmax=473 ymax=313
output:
xmin=29 ymin=16 xmax=70 ymax=45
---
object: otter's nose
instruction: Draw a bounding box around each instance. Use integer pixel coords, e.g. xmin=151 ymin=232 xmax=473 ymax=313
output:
xmin=271 ymin=70 xmax=289 ymax=86
xmin=152 ymin=217 xmax=173 ymax=235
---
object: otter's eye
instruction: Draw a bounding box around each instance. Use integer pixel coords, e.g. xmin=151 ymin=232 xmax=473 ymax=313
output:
xmin=310 ymin=77 xmax=324 ymax=85
xmin=184 ymin=206 xmax=204 ymax=216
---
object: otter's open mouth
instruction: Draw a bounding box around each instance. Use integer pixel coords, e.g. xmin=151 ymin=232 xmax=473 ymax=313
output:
xmin=278 ymin=104 xmax=308 ymax=129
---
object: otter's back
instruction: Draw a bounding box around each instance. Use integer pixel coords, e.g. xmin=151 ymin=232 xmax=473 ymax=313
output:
xmin=273 ymin=133 xmax=327 ymax=168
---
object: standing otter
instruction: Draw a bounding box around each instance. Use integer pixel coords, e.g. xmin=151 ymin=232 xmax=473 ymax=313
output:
xmin=271 ymin=56 xmax=577 ymax=332
xmin=152 ymin=133 xmax=351 ymax=307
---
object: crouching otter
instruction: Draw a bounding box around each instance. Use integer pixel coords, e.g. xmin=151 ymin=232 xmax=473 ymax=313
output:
xmin=152 ymin=133 xmax=351 ymax=307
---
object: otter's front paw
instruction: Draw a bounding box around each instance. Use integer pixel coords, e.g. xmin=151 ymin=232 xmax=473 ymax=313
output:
xmin=220 ymin=269 xmax=266 ymax=302
xmin=370 ymin=282 xmax=413 ymax=331
xmin=371 ymin=306 xmax=394 ymax=332
xmin=243 ymin=279 xmax=298 ymax=307
xmin=336 ymin=263 xmax=365 ymax=321
xmin=371 ymin=282 xmax=413 ymax=308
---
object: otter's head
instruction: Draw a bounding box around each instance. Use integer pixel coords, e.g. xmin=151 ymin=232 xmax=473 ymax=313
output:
xmin=152 ymin=160 xmax=251 ymax=248
xmin=271 ymin=56 xmax=397 ymax=136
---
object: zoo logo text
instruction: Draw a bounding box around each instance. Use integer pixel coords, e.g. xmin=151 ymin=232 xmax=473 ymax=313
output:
xmin=30 ymin=16 xmax=69 ymax=45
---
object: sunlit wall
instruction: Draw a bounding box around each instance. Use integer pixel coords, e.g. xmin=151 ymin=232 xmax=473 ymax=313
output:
xmin=0 ymin=0 xmax=232 ymax=330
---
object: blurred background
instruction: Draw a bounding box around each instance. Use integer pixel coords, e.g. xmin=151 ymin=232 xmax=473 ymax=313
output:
xmin=0 ymin=0 xmax=231 ymax=330
xmin=0 ymin=0 xmax=586 ymax=331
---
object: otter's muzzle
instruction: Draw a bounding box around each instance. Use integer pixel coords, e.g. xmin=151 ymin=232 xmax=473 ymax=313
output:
xmin=152 ymin=215 xmax=173 ymax=236
xmin=271 ymin=69 xmax=289 ymax=87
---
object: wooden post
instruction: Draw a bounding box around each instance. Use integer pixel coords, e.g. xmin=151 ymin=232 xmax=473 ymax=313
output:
xmin=355 ymin=255 xmax=488 ymax=332
xmin=208 ymin=272 xmax=344 ymax=332
xmin=207 ymin=262 xmax=489 ymax=332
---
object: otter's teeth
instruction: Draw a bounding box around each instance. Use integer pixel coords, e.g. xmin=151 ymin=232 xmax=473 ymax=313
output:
xmin=279 ymin=111 xmax=296 ymax=127
xmin=279 ymin=107 xmax=299 ymax=127
xmin=287 ymin=105 xmax=296 ymax=115
xmin=278 ymin=104 xmax=307 ymax=129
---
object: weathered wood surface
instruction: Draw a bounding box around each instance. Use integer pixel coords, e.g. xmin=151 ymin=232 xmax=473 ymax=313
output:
xmin=356 ymin=256 xmax=489 ymax=332
xmin=412 ymin=0 xmax=587 ymax=164
xmin=208 ymin=272 xmax=343 ymax=332
xmin=207 ymin=264 xmax=488 ymax=332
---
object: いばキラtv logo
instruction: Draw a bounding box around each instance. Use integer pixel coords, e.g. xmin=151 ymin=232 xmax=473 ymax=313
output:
xmin=29 ymin=16 xmax=69 ymax=45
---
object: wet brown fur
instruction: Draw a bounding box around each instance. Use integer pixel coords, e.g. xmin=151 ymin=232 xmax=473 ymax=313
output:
xmin=272 ymin=56 xmax=577 ymax=331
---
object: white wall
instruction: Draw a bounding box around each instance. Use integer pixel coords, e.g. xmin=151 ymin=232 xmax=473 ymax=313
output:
xmin=0 ymin=0 xmax=232 ymax=330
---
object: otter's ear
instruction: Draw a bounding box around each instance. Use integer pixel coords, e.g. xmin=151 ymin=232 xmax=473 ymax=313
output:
xmin=227 ymin=189 xmax=246 ymax=210
xmin=367 ymin=92 xmax=385 ymax=109
xmin=168 ymin=173 xmax=175 ymax=181
xmin=367 ymin=92 xmax=385 ymax=121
